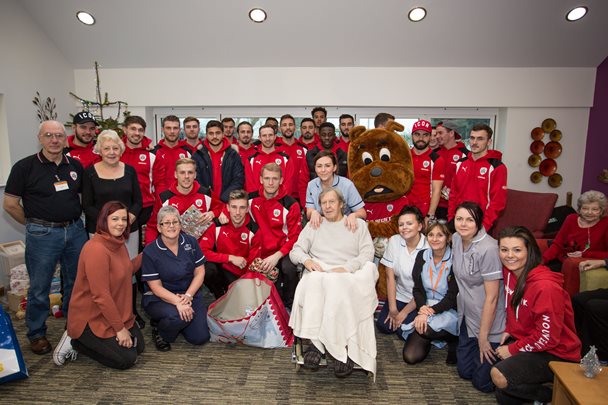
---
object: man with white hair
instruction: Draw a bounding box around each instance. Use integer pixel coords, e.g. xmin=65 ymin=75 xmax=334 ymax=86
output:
xmin=3 ymin=120 xmax=88 ymax=355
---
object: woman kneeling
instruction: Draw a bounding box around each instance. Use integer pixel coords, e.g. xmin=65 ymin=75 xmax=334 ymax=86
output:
xmin=491 ymin=226 xmax=581 ymax=404
xmin=142 ymin=206 xmax=210 ymax=351
xmin=289 ymin=188 xmax=378 ymax=378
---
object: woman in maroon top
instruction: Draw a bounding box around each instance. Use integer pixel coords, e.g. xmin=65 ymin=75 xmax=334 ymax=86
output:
xmin=542 ymin=190 xmax=608 ymax=271
xmin=54 ymin=201 xmax=144 ymax=369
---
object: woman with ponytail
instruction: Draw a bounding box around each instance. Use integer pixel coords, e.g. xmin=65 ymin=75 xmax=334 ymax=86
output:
xmin=491 ymin=226 xmax=581 ymax=405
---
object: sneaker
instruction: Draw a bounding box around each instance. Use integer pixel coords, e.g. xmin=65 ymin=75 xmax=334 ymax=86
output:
xmin=152 ymin=327 xmax=171 ymax=352
xmin=53 ymin=331 xmax=78 ymax=366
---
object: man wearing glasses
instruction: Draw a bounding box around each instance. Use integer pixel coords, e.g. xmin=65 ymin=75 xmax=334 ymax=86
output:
xmin=3 ymin=120 xmax=88 ymax=355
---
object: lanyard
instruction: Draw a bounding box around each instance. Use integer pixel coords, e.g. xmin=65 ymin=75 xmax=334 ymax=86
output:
xmin=429 ymin=259 xmax=447 ymax=298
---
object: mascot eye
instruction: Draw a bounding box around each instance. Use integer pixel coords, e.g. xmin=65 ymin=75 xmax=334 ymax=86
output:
xmin=379 ymin=148 xmax=391 ymax=161
xmin=362 ymin=152 xmax=373 ymax=165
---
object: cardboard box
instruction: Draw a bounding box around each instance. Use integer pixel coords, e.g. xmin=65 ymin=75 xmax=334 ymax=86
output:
xmin=8 ymin=291 xmax=26 ymax=313
xmin=0 ymin=241 xmax=25 ymax=288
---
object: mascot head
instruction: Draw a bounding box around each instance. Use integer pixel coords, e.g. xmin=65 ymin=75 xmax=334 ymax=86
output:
xmin=348 ymin=121 xmax=414 ymax=203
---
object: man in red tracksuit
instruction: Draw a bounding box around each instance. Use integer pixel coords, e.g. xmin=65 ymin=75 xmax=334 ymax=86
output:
xmin=248 ymin=163 xmax=302 ymax=308
xmin=64 ymin=111 xmax=100 ymax=169
xmin=336 ymin=113 xmax=354 ymax=154
xmin=448 ymin=123 xmax=507 ymax=231
xmin=235 ymin=121 xmax=258 ymax=167
xmin=145 ymin=158 xmax=221 ymax=245
xmin=435 ymin=120 xmax=469 ymax=220
xmin=278 ymin=114 xmax=308 ymax=204
xmin=152 ymin=115 xmax=191 ymax=197
xmin=245 ymin=124 xmax=295 ymax=195
xmin=406 ymin=119 xmax=446 ymax=219
xmin=120 ymin=115 xmax=158 ymax=245
xmin=182 ymin=116 xmax=202 ymax=154
xmin=199 ymin=189 xmax=261 ymax=297
xmin=298 ymin=118 xmax=320 ymax=150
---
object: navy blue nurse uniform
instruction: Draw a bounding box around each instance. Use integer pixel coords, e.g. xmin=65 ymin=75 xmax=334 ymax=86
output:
xmin=142 ymin=232 xmax=210 ymax=344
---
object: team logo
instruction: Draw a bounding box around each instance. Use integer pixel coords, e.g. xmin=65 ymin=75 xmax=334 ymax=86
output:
xmin=453 ymin=155 xmax=460 ymax=162
xmin=241 ymin=233 xmax=248 ymax=241
xmin=195 ymin=199 xmax=203 ymax=207
xmin=69 ymin=171 xmax=78 ymax=181
xmin=387 ymin=204 xmax=394 ymax=212
xmin=423 ymin=161 xmax=430 ymax=168
xmin=273 ymin=209 xmax=280 ymax=217
xmin=297 ymin=150 xmax=302 ymax=156
xmin=275 ymin=158 xmax=282 ymax=165
xmin=480 ymin=167 xmax=487 ymax=175
xmin=179 ymin=153 xmax=186 ymax=159
xmin=139 ymin=154 xmax=146 ymax=161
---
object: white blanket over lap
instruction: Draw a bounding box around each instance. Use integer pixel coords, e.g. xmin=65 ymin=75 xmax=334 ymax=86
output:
xmin=288 ymin=261 xmax=379 ymax=377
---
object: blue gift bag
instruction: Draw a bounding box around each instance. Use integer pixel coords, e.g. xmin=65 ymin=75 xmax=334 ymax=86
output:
xmin=0 ymin=306 xmax=29 ymax=384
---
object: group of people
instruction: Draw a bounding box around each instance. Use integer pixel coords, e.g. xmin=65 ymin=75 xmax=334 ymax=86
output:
xmin=3 ymin=107 xmax=607 ymax=403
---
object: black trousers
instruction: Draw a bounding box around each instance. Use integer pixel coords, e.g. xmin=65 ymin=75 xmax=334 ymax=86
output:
xmin=275 ymin=255 xmax=298 ymax=309
xmin=572 ymin=288 xmax=608 ymax=360
xmin=72 ymin=324 xmax=144 ymax=370
xmin=493 ymin=351 xmax=565 ymax=405
xmin=202 ymin=262 xmax=239 ymax=299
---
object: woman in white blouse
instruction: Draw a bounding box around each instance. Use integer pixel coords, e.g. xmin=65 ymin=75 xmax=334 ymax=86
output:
xmin=376 ymin=206 xmax=429 ymax=335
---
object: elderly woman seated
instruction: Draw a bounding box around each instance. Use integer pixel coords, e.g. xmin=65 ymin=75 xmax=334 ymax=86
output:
xmin=289 ymin=187 xmax=378 ymax=378
xmin=142 ymin=206 xmax=210 ymax=351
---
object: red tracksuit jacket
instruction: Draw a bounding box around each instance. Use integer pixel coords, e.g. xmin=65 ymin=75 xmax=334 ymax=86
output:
xmin=503 ymin=265 xmax=581 ymax=362
xmin=244 ymin=149 xmax=295 ymax=195
xmin=277 ymin=141 xmax=308 ymax=202
xmin=144 ymin=181 xmax=221 ymax=244
xmin=199 ymin=216 xmax=262 ymax=277
xmin=65 ymin=135 xmax=100 ymax=169
xmin=248 ymin=185 xmax=302 ymax=258
xmin=448 ymin=150 xmax=507 ymax=230
xmin=151 ymin=140 xmax=191 ymax=197
xmin=437 ymin=142 xmax=469 ymax=210
xmin=120 ymin=136 xmax=157 ymax=208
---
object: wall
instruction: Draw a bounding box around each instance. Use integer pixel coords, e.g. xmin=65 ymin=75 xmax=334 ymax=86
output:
xmin=0 ymin=0 xmax=75 ymax=242
xmin=582 ymin=56 xmax=608 ymax=195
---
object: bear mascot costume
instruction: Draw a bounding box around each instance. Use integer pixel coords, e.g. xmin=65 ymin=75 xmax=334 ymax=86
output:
xmin=348 ymin=121 xmax=414 ymax=299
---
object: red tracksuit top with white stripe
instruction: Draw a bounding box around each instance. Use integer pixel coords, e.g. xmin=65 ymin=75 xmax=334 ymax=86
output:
xmin=120 ymin=136 xmax=156 ymax=208
xmin=245 ymin=149 xmax=295 ymax=195
xmin=448 ymin=150 xmax=507 ymax=230
xmin=199 ymin=216 xmax=262 ymax=276
xmin=503 ymin=265 xmax=581 ymax=361
xmin=437 ymin=142 xmax=469 ymax=209
xmin=151 ymin=140 xmax=191 ymax=197
xmin=144 ymin=180 xmax=221 ymax=245
xmin=65 ymin=135 xmax=100 ymax=169
xmin=248 ymin=185 xmax=302 ymax=258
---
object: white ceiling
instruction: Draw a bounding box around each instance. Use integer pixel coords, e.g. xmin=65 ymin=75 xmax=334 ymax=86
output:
xmin=19 ymin=0 xmax=608 ymax=69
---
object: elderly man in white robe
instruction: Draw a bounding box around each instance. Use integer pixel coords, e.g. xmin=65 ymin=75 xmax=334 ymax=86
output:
xmin=289 ymin=187 xmax=378 ymax=378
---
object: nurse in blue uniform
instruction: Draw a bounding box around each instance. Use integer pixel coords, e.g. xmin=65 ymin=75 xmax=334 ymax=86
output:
xmin=142 ymin=206 xmax=210 ymax=351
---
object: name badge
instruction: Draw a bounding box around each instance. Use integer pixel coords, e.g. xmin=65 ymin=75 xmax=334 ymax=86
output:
xmin=54 ymin=181 xmax=69 ymax=192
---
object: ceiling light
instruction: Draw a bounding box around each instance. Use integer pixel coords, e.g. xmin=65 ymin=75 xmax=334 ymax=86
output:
xmin=408 ymin=7 xmax=427 ymax=22
xmin=249 ymin=8 xmax=267 ymax=23
xmin=566 ymin=6 xmax=588 ymax=22
xmin=76 ymin=11 xmax=95 ymax=25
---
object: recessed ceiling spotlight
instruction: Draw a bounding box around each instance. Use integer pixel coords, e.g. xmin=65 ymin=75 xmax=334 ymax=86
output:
xmin=249 ymin=8 xmax=267 ymax=23
xmin=408 ymin=7 xmax=427 ymax=22
xmin=76 ymin=11 xmax=95 ymax=25
xmin=566 ymin=6 xmax=588 ymax=22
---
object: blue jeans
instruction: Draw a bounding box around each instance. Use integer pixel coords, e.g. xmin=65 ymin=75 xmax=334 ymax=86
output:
xmin=25 ymin=219 xmax=87 ymax=341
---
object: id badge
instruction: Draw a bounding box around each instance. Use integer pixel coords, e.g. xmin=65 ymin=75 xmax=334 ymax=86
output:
xmin=54 ymin=181 xmax=69 ymax=192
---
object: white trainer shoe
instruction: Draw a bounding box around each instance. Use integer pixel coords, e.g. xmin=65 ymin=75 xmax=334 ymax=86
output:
xmin=53 ymin=330 xmax=78 ymax=366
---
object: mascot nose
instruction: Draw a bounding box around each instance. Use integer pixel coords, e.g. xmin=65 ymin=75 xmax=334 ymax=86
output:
xmin=370 ymin=167 xmax=383 ymax=177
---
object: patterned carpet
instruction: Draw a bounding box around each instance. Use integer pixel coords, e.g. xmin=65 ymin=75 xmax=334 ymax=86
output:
xmin=0 ymin=310 xmax=497 ymax=405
